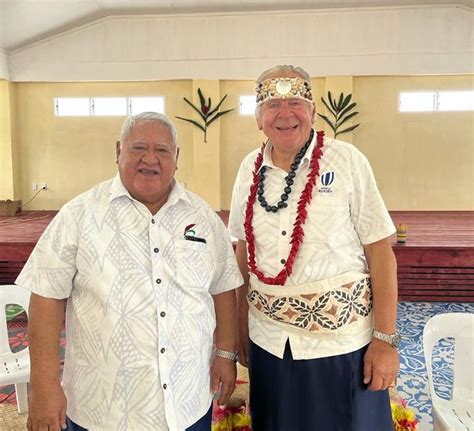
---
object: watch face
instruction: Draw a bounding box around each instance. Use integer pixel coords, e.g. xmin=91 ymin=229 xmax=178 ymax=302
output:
xmin=392 ymin=334 xmax=401 ymax=348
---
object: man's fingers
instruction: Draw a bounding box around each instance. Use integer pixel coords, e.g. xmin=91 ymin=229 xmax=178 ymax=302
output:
xmin=60 ymin=407 xmax=67 ymax=429
xmin=363 ymin=360 xmax=372 ymax=385
xmin=218 ymin=380 xmax=235 ymax=406
xmin=210 ymin=373 xmax=220 ymax=394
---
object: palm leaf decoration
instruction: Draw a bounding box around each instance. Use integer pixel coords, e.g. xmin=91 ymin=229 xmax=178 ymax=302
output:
xmin=317 ymin=91 xmax=360 ymax=138
xmin=176 ymin=89 xmax=233 ymax=142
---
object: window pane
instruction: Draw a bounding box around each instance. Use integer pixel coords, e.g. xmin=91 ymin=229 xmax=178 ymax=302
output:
xmin=93 ymin=97 xmax=127 ymax=116
xmin=240 ymin=95 xmax=256 ymax=115
xmin=438 ymin=91 xmax=474 ymax=111
xmin=55 ymin=98 xmax=90 ymax=116
xmin=399 ymin=92 xmax=436 ymax=112
xmin=129 ymin=97 xmax=165 ymax=115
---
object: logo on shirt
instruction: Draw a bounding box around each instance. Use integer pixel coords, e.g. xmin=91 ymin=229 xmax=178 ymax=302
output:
xmin=319 ymin=171 xmax=335 ymax=194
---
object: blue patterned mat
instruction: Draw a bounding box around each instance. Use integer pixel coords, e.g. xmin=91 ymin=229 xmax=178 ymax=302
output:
xmin=397 ymin=301 xmax=474 ymax=431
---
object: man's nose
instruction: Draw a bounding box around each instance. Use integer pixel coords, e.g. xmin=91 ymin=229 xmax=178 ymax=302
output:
xmin=141 ymin=149 xmax=159 ymax=164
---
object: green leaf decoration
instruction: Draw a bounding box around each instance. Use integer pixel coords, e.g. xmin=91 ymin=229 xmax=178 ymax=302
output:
xmin=318 ymin=91 xmax=361 ymax=138
xmin=175 ymin=116 xmax=206 ymax=133
xmin=176 ymin=90 xmax=234 ymax=142
xmin=197 ymin=88 xmax=206 ymax=110
xmin=183 ymin=97 xmax=206 ymax=121
xmin=207 ymin=108 xmax=234 ymax=126
xmin=320 ymin=96 xmax=336 ymax=118
xmin=335 ymin=123 xmax=360 ymax=138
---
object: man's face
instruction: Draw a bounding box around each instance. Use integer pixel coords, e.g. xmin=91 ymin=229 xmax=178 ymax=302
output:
xmin=256 ymin=73 xmax=315 ymax=153
xmin=116 ymin=121 xmax=178 ymax=213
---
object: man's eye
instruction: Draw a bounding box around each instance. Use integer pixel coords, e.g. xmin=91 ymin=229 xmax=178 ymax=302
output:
xmin=132 ymin=146 xmax=146 ymax=151
xmin=290 ymin=101 xmax=302 ymax=107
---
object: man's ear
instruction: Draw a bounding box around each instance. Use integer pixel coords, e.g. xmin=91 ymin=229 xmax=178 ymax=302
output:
xmin=115 ymin=141 xmax=121 ymax=164
xmin=175 ymin=147 xmax=180 ymax=171
xmin=255 ymin=112 xmax=263 ymax=131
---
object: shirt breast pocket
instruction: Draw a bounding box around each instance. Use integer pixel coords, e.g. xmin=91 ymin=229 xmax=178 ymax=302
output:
xmin=175 ymin=239 xmax=214 ymax=289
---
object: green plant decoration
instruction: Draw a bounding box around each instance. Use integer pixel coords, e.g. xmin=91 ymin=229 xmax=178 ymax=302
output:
xmin=317 ymin=91 xmax=360 ymax=138
xmin=175 ymin=88 xmax=233 ymax=143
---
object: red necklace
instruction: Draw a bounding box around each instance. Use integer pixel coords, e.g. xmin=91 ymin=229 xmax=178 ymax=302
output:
xmin=244 ymin=130 xmax=325 ymax=286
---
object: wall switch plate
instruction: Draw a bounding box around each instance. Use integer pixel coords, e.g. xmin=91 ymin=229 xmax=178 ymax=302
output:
xmin=32 ymin=183 xmax=38 ymax=191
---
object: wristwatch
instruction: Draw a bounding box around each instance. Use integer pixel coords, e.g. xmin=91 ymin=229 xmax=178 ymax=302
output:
xmin=372 ymin=329 xmax=401 ymax=348
xmin=215 ymin=349 xmax=239 ymax=363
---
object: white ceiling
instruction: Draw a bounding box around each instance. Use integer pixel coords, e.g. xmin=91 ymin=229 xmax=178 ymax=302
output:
xmin=0 ymin=0 xmax=472 ymax=52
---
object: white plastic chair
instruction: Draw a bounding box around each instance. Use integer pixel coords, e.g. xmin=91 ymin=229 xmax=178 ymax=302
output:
xmin=0 ymin=284 xmax=31 ymax=413
xmin=423 ymin=313 xmax=474 ymax=431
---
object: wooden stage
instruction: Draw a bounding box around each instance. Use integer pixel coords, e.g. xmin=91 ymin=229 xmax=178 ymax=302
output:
xmin=1 ymin=210 xmax=473 ymax=302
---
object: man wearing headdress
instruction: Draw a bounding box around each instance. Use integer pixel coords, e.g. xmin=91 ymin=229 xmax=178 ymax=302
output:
xmin=229 ymin=65 xmax=399 ymax=430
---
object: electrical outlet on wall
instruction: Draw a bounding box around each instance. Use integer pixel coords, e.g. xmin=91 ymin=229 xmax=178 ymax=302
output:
xmin=38 ymin=183 xmax=48 ymax=190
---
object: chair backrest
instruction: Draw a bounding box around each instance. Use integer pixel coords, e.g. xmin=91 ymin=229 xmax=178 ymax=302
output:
xmin=0 ymin=284 xmax=31 ymax=356
xmin=423 ymin=313 xmax=474 ymax=402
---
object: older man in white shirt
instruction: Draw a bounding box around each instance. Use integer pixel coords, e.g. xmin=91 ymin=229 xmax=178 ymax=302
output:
xmin=17 ymin=112 xmax=243 ymax=431
xmin=229 ymin=65 xmax=399 ymax=430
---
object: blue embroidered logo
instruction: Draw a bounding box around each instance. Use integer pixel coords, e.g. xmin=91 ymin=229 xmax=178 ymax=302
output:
xmin=321 ymin=171 xmax=335 ymax=186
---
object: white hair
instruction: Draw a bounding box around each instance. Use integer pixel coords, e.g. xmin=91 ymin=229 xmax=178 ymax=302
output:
xmin=255 ymin=65 xmax=311 ymax=86
xmin=119 ymin=112 xmax=178 ymax=146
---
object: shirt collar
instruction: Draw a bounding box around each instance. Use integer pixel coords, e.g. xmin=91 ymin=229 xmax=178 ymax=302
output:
xmin=109 ymin=173 xmax=191 ymax=207
xmin=259 ymin=128 xmax=316 ymax=172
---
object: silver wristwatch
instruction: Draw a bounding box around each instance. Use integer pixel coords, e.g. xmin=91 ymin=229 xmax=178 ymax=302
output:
xmin=215 ymin=349 xmax=238 ymax=362
xmin=372 ymin=329 xmax=401 ymax=348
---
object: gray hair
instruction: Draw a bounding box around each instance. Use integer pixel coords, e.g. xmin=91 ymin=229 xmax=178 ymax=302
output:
xmin=255 ymin=65 xmax=311 ymax=86
xmin=119 ymin=112 xmax=178 ymax=146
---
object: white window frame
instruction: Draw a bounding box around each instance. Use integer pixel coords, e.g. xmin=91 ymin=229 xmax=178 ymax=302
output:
xmin=54 ymin=96 xmax=165 ymax=117
xmin=399 ymin=90 xmax=474 ymax=113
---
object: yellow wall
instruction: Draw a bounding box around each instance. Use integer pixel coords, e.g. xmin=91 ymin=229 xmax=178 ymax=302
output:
xmin=354 ymin=75 xmax=474 ymax=210
xmin=14 ymin=81 xmax=193 ymax=209
xmin=5 ymin=75 xmax=474 ymax=211
xmin=0 ymin=80 xmax=17 ymax=200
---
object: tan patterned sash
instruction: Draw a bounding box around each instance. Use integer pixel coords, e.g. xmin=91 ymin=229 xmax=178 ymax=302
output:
xmin=248 ymin=271 xmax=372 ymax=336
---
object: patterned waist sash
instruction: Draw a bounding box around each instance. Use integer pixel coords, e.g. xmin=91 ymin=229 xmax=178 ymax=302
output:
xmin=248 ymin=271 xmax=373 ymax=336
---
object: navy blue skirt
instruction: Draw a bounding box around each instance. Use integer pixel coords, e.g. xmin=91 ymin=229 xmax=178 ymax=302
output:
xmin=248 ymin=340 xmax=393 ymax=431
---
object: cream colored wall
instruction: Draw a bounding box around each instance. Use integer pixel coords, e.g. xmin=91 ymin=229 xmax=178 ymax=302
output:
xmin=0 ymin=80 xmax=16 ymax=200
xmin=220 ymin=78 xmax=326 ymax=209
xmin=353 ymin=75 xmax=474 ymax=210
xmin=14 ymin=80 xmax=193 ymax=209
xmin=7 ymin=75 xmax=474 ymax=211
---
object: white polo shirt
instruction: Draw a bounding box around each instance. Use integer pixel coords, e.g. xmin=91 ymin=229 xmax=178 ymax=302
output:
xmin=229 ymin=133 xmax=395 ymax=359
xmin=16 ymin=175 xmax=243 ymax=430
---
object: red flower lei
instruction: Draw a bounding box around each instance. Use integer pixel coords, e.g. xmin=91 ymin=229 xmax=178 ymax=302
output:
xmin=244 ymin=130 xmax=325 ymax=286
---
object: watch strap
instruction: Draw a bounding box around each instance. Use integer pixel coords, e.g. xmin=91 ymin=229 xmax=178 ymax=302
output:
xmin=215 ymin=348 xmax=238 ymax=362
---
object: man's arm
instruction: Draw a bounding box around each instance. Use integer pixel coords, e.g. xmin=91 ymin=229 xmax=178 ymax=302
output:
xmin=362 ymin=237 xmax=400 ymax=391
xmin=235 ymin=239 xmax=250 ymax=368
xmin=211 ymin=289 xmax=237 ymax=406
xmin=28 ymin=293 xmax=67 ymax=431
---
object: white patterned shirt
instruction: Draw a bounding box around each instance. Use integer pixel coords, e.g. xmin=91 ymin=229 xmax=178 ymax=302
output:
xmin=16 ymin=175 xmax=243 ymax=430
xmin=229 ymin=133 xmax=395 ymax=360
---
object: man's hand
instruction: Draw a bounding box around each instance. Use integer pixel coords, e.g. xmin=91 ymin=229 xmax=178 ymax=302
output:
xmin=363 ymin=339 xmax=399 ymax=391
xmin=210 ymin=357 xmax=236 ymax=406
xmin=27 ymin=384 xmax=67 ymax=431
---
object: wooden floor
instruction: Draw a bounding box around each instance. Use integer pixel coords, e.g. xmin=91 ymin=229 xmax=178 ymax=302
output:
xmin=1 ymin=210 xmax=473 ymax=301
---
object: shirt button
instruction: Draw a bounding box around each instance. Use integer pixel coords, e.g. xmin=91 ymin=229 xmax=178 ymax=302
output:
xmin=151 ymin=219 xmax=155 ymax=224
xmin=281 ymin=258 xmax=286 ymax=264
xmin=154 ymin=248 xmax=159 ymax=253
xmin=160 ymin=311 xmax=166 ymax=317
xmin=281 ymin=230 xmax=287 ymax=236
xmin=163 ymin=383 xmax=167 ymax=390
xmin=160 ymin=348 xmax=166 ymax=354
xmin=156 ymin=278 xmax=161 ymax=284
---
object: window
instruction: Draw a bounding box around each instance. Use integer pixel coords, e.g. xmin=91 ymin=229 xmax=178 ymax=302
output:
xmin=93 ymin=97 xmax=128 ymax=116
xmin=55 ymin=98 xmax=90 ymax=116
xmin=399 ymin=91 xmax=474 ymax=112
xmin=129 ymin=97 xmax=165 ymax=115
xmin=438 ymin=91 xmax=474 ymax=111
xmin=240 ymin=95 xmax=257 ymax=115
xmin=399 ymin=92 xmax=436 ymax=112
xmin=55 ymin=96 xmax=165 ymax=116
